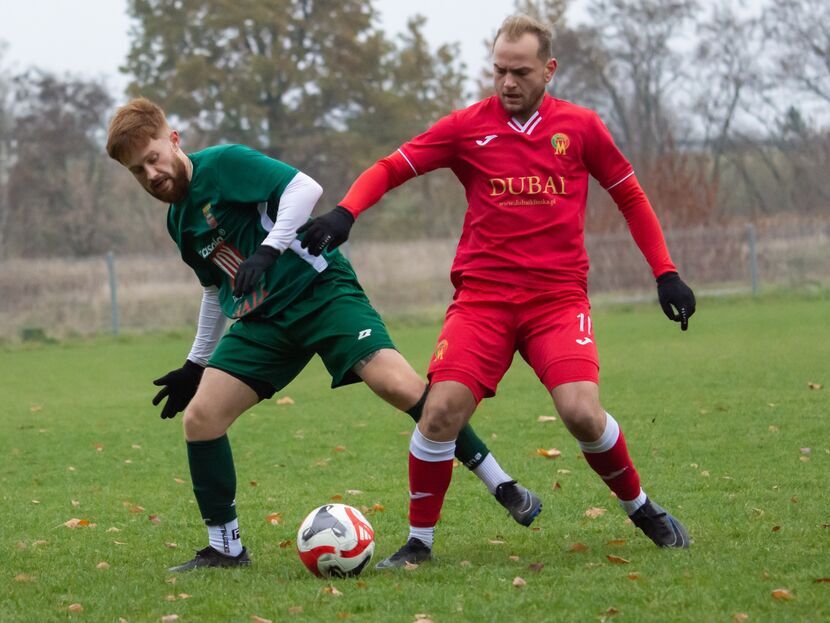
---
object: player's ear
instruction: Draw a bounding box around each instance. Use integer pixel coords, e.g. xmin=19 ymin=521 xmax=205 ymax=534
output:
xmin=169 ymin=129 xmax=181 ymax=152
xmin=544 ymin=58 xmax=558 ymax=83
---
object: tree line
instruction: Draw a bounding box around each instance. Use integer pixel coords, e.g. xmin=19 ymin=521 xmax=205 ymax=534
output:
xmin=0 ymin=0 xmax=827 ymax=258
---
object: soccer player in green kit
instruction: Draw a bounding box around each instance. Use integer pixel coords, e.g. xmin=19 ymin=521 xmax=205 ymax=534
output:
xmin=105 ymin=98 xmax=542 ymax=572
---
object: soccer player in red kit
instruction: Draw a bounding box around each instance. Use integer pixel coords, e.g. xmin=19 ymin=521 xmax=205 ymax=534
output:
xmin=299 ymin=14 xmax=696 ymax=567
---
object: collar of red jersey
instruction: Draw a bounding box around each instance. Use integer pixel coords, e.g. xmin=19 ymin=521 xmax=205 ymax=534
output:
xmin=505 ymin=94 xmax=553 ymax=136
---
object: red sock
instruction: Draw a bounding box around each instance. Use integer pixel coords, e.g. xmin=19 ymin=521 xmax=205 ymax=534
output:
xmin=580 ymin=414 xmax=641 ymax=501
xmin=408 ymin=428 xmax=455 ymax=528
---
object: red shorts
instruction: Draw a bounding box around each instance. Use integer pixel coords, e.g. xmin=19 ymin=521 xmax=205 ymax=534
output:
xmin=427 ymin=287 xmax=599 ymax=403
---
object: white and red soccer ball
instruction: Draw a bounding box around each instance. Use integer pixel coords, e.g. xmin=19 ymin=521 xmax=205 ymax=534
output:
xmin=296 ymin=503 xmax=375 ymax=577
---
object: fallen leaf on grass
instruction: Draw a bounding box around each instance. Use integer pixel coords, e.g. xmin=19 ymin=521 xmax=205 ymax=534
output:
xmin=585 ymin=507 xmax=607 ymax=519
xmin=94 ymin=443 xmax=104 ymax=452
xmin=607 ymin=555 xmax=630 ymax=565
xmin=807 ymin=382 xmax=822 ymax=390
xmin=537 ymin=415 xmax=557 ymax=423
xmin=63 ymin=518 xmax=95 ymax=528
xmin=165 ymin=595 xmax=177 ymax=602
xmin=30 ymin=404 xmax=42 ymax=412
xmin=790 ymin=496 xmax=798 ymax=504
xmin=607 ymin=539 xmax=627 ymax=545
xmin=68 ymin=466 xmax=76 ymax=471
xmin=107 ymin=527 xmax=121 ymax=533
xmin=323 ymin=585 xmax=343 ymax=597
xmin=771 ymin=588 xmax=795 ymax=601
xmin=370 ymin=503 xmax=385 ymax=512
xmin=552 ymin=482 xmax=562 ymax=490
xmin=173 ymin=478 xmax=186 ymax=485
xmin=96 ymin=561 xmax=110 ymax=569
xmin=815 ymin=578 xmax=830 ymax=583
xmin=330 ymin=494 xmax=344 ymax=502
xmin=165 ymin=576 xmax=176 ymax=585
xmin=356 ymin=581 xmax=368 ymax=589
xmin=113 ymin=540 xmax=127 ymax=545
xmin=512 ymin=576 xmax=527 ymax=587
xmin=67 ymin=603 xmax=83 ymax=612
xmin=508 ymin=555 xmax=520 ymax=561
xmin=288 ymin=606 xmax=303 ymax=615
xmin=71 ymin=500 xmax=80 ymax=508
xmin=404 ymin=561 xmax=419 ymax=570
xmin=132 ymin=444 xmax=141 ymax=449
xmin=459 ymin=560 xmax=471 ymax=567
xmin=276 ymin=396 xmax=295 ymax=405
xmin=250 ymin=480 xmax=258 ymax=487
xmin=251 ymin=616 xmax=273 ymax=623
xmin=536 ymin=448 xmax=561 ymax=458
xmin=161 ymin=616 xmax=179 ymax=623
xmin=266 ymin=512 xmax=283 ymax=525
xmin=627 ymin=572 xmax=640 ymax=580
xmin=557 ymin=469 xmax=572 ymax=475
xmin=33 ymin=539 xmax=48 ymax=546
xmin=279 ymin=539 xmax=293 ymax=548
xmin=604 ymin=608 xmax=620 ymax=616
xmin=178 ymin=594 xmax=191 ymax=600
xmin=414 ymin=615 xmax=434 ymax=623
xmin=488 ymin=539 xmax=505 ymax=545
xmin=569 ymin=543 xmax=589 ymax=553
xmin=14 ymin=574 xmax=35 ymax=582
xmin=149 ymin=515 xmax=161 ymax=524
xmin=732 ymin=614 xmax=749 ymax=622
xmin=800 ymin=447 xmax=811 ymax=455
xmin=772 ymin=525 xmax=781 ymax=532
xmin=346 ymin=489 xmax=363 ymax=495
xmin=528 ymin=562 xmax=544 ymax=572
xmin=333 ymin=445 xmax=347 ymax=452
xmin=799 ymin=456 xmax=810 ymax=462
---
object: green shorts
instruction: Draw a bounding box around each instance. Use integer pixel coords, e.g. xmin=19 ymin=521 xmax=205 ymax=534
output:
xmin=208 ymin=261 xmax=395 ymax=399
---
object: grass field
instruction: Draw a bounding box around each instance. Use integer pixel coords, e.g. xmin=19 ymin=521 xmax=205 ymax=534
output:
xmin=2 ymin=292 xmax=828 ymax=622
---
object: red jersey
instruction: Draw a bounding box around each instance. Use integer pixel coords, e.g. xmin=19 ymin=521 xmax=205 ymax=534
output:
xmin=341 ymin=94 xmax=675 ymax=294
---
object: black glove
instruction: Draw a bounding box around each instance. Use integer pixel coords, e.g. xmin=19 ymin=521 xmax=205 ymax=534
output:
xmin=233 ymin=245 xmax=280 ymax=297
xmin=152 ymin=360 xmax=204 ymax=419
xmin=297 ymin=206 xmax=355 ymax=256
xmin=657 ymin=271 xmax=696 ymax=331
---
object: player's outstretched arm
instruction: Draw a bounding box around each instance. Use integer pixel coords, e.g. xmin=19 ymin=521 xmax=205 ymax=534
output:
xmin=656 ymin=271 xmax=696 ymax=331
xmin=299 ymin=152 xmax=417 ymax=256
xmin=152 ymin=286 xmax=225 ymax=419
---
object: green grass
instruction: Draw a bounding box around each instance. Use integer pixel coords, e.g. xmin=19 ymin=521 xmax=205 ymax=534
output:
xmin=2 ymin=293 xmax=829 ymax=622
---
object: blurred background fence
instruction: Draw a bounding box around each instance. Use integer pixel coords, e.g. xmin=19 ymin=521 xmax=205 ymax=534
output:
xmin=2 ymin=215 xmax=827 ymax=341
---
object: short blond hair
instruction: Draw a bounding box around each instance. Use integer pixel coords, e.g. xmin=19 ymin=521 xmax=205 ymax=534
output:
xmin=494 ymin=14 xmax=553 ymax=61
xmin=106 ymin=97 xmax=169 ymax=164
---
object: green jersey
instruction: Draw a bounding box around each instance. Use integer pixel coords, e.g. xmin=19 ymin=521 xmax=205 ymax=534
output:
xmin=166 ymin=144 xmax=341 ymax=319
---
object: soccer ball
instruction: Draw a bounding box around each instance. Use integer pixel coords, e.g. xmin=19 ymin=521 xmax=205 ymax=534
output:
xmin=296 ymin=503 xmax=375 ymax=577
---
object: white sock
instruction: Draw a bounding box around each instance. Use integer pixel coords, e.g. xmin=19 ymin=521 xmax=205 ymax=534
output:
xmin=408 ymin=525 xmax=434 ymax=549
xmin=208 ymin=518 xmax=242 ymax=557
xmin=619 ymin=488 xmax=648 ymax=516
xmin=473 ymin=453 xmax=512 ymax=495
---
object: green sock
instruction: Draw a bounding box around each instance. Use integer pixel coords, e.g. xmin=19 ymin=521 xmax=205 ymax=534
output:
xmin=187 ymin=434 xmax=238 ymax=526
xmin=405 ymin=388 xmax=490 ymax=470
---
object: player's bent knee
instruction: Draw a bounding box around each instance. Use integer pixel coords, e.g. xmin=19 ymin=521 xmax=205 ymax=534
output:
xmin=421 ymin=402 xmax=464 ymax=438
xmin=183 ymin=401 xmax=228 ymax=441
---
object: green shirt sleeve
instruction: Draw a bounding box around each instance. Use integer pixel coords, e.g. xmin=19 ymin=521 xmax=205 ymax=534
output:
xmin=216 ymin=145 xmax=299 ymax=204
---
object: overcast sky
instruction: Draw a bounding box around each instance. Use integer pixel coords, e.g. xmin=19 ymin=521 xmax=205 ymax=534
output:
xmin=0 ymin=1 xmax=572 ymax=97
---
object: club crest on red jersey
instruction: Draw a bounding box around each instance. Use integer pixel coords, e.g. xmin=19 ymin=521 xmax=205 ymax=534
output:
xmin=551 ymin=133 xmax=570 ymax=156
xmin=433 ymin=339 xmax=449 ymax=361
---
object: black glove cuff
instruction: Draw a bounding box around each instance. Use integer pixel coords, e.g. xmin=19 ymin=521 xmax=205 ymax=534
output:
xmin=656 ymin=271 xmax=679 ymax=285
xmin=255 ymin=245 xmax=281 ymax=260
xmin=333 ymin=205 xmax=356 ymax=224
xmin=183 ymin=359 xmax=205 ymax=378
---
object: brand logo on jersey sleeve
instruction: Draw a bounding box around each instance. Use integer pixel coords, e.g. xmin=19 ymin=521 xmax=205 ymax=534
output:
xmin=551 ymin=133 xmax=570 ymax=156
xmin=476 ymin=134 xmax=498 ymax=146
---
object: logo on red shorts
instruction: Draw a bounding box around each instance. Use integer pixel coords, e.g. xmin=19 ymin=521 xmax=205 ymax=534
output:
xmin=433 ymin=339 xmax=448 ymax=361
